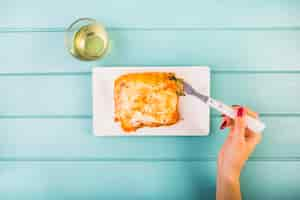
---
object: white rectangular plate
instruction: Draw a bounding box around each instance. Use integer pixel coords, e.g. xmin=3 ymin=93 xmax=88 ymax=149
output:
xmin=92 ymin=66 xmax=210 ymax=136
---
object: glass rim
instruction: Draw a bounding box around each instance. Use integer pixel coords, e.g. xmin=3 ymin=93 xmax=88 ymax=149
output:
xmin=64 ymin=18 xmax=109 ymax=61
xmin=66 ymin=18 xmax=97 ymax=32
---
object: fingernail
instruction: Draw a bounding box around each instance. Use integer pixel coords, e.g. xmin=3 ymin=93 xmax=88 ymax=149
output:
xmin=220 ymin=120 xmax=227 ymax=130
xmin=237 ymin=107 xmax=244 ymax=117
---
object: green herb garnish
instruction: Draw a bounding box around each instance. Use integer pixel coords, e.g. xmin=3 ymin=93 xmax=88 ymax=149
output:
xmin=169 ymin=75 xmax=185 ymax=96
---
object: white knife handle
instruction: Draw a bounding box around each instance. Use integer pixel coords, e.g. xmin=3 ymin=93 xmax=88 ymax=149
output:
xmin=207 ymin=98 xmax=266 ymax=133
xmin=245 ymin=115 xmax=266 ymax=133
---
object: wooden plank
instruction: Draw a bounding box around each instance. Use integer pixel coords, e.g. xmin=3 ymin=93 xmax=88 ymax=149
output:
xmin=0 ymin=117 xmax=298 ymax=159
xmin=0 ymin=161 xmax=298 ymax=199
xmin=0 ymin=73 xmax=298 ymax=116
xmin=0 ymin=30 xmax=300 ymax=73
xmin=1 ymin=1 xmax=300 ymax=28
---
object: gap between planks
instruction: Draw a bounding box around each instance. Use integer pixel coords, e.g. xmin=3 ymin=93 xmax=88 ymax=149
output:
xmin=1 ymin=27 xmax=300 ymax=32
xmin=0 ymin=69 xmax=299 ymax=77
xmin=0 ymin=113 xmax=298 ymax=119
xmin=0 ymin=157 xmax=299 ymax=162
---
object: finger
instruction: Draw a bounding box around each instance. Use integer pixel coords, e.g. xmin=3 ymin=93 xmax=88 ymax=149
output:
xmin=220 ymin=116 xmax=233 ymax=130
xmin=244 ymin=107 xmax=259 ymax=118
xmin=232 ymin=107 xmax=247 ymax=140
xmin=236 ymin=107 xmax=260 ymax=137
xmin=219 ymin=118 xmax=227 ymax=130
xmin=246 ymin=131 xmax=262 ymax=151
xmin=227 ymin=106 xmax=242 ymax=138
xmin=221 ymin=105 xmax=240 ymax=118
xmin=232 ymin=105 xmax=259 ymax=118
xmin=224 ymin=116 xmax=233 ymax=128
xmin=222 ymin=105 xmax=259 ymax=132
xmin=223 ymin=105 xmax=256 ymax=120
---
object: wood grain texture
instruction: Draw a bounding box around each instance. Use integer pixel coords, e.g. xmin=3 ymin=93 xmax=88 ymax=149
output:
xmin=0 ymin=30 xmax=300 ymax=73
xmin=1 ymin=0 xmax=300 ymax=28
xmin=0 ymin=73 xmax=298 ymax=115
xmin=0 ymin=161 xmax=299 ymax=200
xmin=0 ymin=0 xmax=300 ymax=198
xmin=0 ymin=117 xmax=298 ymax=160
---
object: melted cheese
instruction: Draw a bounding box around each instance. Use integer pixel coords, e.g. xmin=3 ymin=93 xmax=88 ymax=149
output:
xmin=114 ymin=72 xmax=181 ymax=132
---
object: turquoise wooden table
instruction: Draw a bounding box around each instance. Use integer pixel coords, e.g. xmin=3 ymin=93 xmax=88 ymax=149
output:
xmin=1 ymin=1 xmax=300 ymax=199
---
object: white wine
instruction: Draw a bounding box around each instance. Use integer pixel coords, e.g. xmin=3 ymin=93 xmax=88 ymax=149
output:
xmin=65 ymin=18 xmax=109 ymax=61
xmin=72 ymin=24 xmax=108 ymax=60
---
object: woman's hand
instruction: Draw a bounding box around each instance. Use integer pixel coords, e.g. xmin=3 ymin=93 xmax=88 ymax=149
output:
xmin=216 ymin=106 xmax=262 ymax=200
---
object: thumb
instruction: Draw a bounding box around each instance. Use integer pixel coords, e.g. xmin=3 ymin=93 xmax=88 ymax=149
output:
xmin=246 ymin=131 xmax=262 ymax=151
xmin=233 ymin=107 xmax=246 ymax=140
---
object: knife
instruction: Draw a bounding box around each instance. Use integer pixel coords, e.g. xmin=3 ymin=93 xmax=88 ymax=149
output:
xmin=183 ymin=81 xmax=266 ymax=133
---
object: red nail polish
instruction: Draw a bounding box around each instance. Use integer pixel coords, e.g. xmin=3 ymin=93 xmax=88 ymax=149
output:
xmin=237 ymin=107 xmax=244 ymax=117
xmin=220 ymin=120 xmax=227 ymax=130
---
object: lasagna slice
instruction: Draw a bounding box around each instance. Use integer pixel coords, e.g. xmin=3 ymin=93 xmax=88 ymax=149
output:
xmin=114 ymin=72 xmax=184 ymax=132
